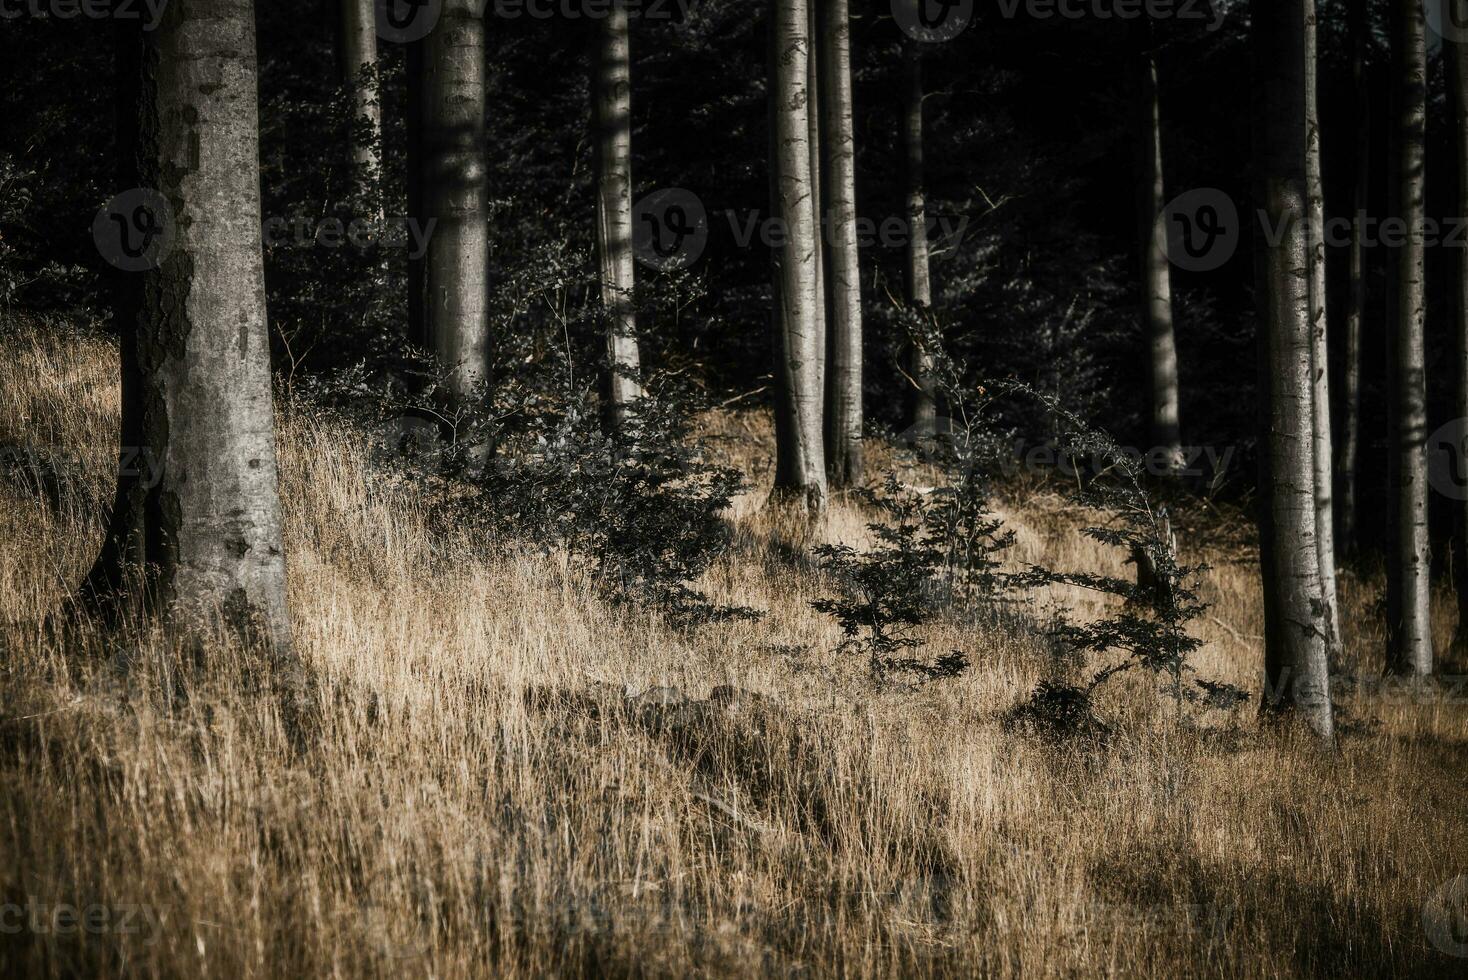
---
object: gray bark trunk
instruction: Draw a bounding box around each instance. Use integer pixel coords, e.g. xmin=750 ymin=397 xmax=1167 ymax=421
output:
xmin=84 ymin=0 xmax=293 ymax=654
xmin=338 ymin=0 xmax=382 ymax=195
xmin=769 ymin=0 xmax=827 ymax=512
xmin=1305 ymin=0 xmax=1343 ymax=668
xmin=1337 ymin=0 xmax=1366 ymax=557
xmin=819 ymin=0 xmax=864 ymax=487
xmin=593 ymin=4 xmax=641 ymax=430
xmin=1386 ymin=0 xmax=1433 ymax=676
xmin=409 ymin=0 xmax=489 ymax=406
xmin=903 ymin=37 xmax=936 ymax=437
xmin=808 ymin=1 xmax=826 ymax=404
xmin=1132 ymin=22 xmax=1182 ymax=471
xmin=1253 ymin=0 xmax=1335 ymax=740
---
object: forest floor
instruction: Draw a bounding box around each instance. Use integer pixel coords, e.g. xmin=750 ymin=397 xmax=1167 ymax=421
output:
xmin=1 ymin=322 xmax=1466 ymax=979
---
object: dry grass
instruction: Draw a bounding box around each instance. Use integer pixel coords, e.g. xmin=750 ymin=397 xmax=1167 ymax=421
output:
xmin=1 ymin=320 xmax=1465 ymax=978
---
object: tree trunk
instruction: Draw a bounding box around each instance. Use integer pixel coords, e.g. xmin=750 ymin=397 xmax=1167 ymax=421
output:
xmin=1132 ymin=20 xmax=1182 ymax=472
xmin=903 ymin=37 xmax=936 ymax=437
xmin=337 ymin=0 xmax=382 ymax=199
xmin=408 ymin=0 xmax=489 ymax=407
xmin=769 ymin=0 xmax=827 ymax=512
xmin=819 ymin=0 xmax=864 ymax=487
xmin=82 ymin=0 xmax=293 ymax=655
xmin=1253 ymin=0 xmax=1334 ymax=740
xmin=808 ymin=1 xmax=826 ymax=405
xmin=1448 ymin=8 xmax=1468 ymax=665
xmin=593 ymin=3 xmax=641 ymax=431
xmin=1386 ymin=0 xmax=1433 ymax=676
xmin=1337 ymin=0 xmax=1367 ymax=558
xmin=1304 ymin=0 xmax=1344 ymax=669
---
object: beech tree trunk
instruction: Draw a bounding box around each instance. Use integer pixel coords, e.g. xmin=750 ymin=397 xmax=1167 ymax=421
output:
xmin=408 ymin=0 xmax=489 ymax=406
xmin=808 ymin=2 xmax=826 ymax=403
xmin=769 ymin=0 xmax=827 ymax=511
xmin=1304 ymin=0 xmax=1343 ymax=668
xmin=1337 ymin=0 xmax=1367 ymax=557
xmin=1253 ymin=0 xmax=1334 ymax=739
xmin=83 ymin=0 xmax=293 ymax=654
xmin=1386 ymin=0 xmax=1433 ymax=676
xmin=903 ymin=37 xmax=936 ymax=438
xmin=337 ymin=0 xmax=382 ymax=194
xmin=1132 ymin=21 xmax=1182 ymax=472
xmin=593 ymin=3 xmax=641 ymax=430
xmin=819 ymin=0 xmax=864 ymax=487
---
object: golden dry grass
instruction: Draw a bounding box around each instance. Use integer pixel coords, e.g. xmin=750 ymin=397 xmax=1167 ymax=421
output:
xmin=1 ymin=320 xmax=1466 ymax=978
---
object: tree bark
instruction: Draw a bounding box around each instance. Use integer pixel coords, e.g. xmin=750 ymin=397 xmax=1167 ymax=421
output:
xmin=1253 ymin=0 xmax=1334 ymax=740
xmin=1132 ymin=20 xmax=1182 ymax=472
xmin=408 ymin=0 xmax=489 ymax=406
xmin=819 ymin=0 xmax=864 ymax=487
xmin=808 ymin=1 xmax=826 ymax=405
xmin=1386 ymin=0 xmax=1433 ymax=676
xmin=1337 ymin=0 xmax=1367 ymax=558
xmin=769 ymin=0 xmax=827 ymax=512
xmin=902 ymin=36 xmax=936 ymax=438
xmin=83 ymin=0 xmax=293 ymax=654
xmin=593 ymin=2 xmax=641 ymax=431
xmin=1304 ymin=0 xmax=1343 ymax=669
xmin=337 ymin=0 xmax=382 ymax=198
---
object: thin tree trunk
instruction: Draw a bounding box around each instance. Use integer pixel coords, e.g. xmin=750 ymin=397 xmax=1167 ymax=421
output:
xmin=1132 ymin=20 xmax=1182 ymax=472
xmin=1387 ymin=0 xmax=1433 ymax=676
xmin=1253 ymin=0 xmax=1334 ymax=740
xmin=808 ymin=1 xmax=826 ymax=404
xmin=593 ymin=3 xmax=641 ymax=431
xmin=820 ymin=0 xmax=864 ymax=487
xmin=408 ymin=0 xmax=489 ymax=407
xmin=1447 ymin=9 xmax=1468 ymax=665
xmin=338 ymin=0 xmax=382 ymax=202
xmin=1305 ymin=0 xmax=1343 ymax=669
xmin=769 ymin=0 xmax=826 ymax=512
xmin=83 ymin=0 xmax=293 ymax=655
xmin=1337 ymin=0 xmax=1366 ymax=558
xmin=903 ymin=37 xmax=936 ymax=437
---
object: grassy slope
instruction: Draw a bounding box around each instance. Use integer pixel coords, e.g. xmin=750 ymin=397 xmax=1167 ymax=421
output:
xmin=1 ymin=323 xmax=1465 ymax=978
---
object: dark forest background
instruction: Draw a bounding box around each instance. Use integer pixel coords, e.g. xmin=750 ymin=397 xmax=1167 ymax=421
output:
xmin=0 ymin=0 xmax=1448 ymax=553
